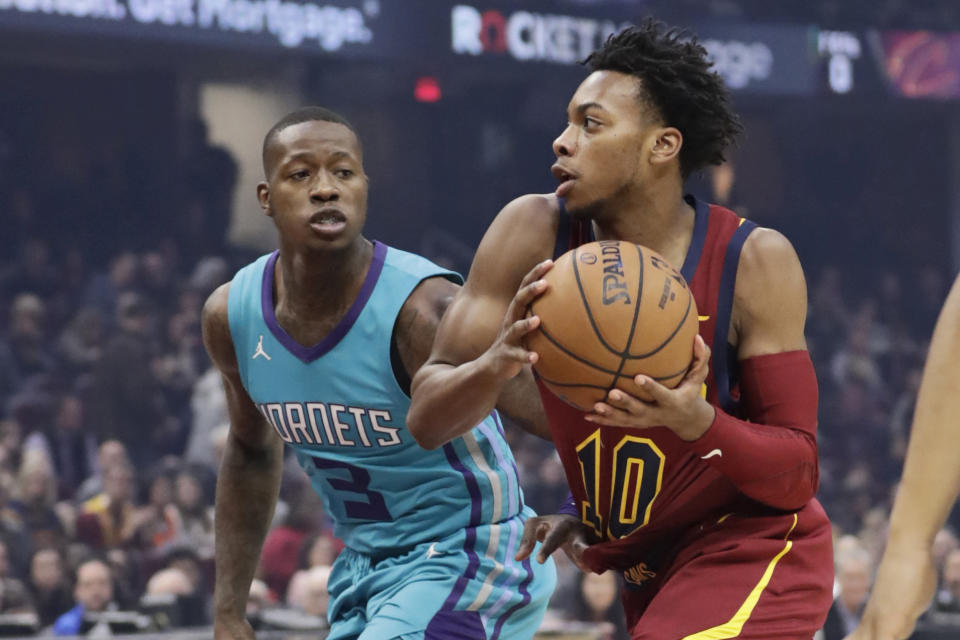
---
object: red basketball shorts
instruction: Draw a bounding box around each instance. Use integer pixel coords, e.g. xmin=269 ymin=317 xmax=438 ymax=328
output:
xmin=620 ymin=500 xmax=833 ymax=639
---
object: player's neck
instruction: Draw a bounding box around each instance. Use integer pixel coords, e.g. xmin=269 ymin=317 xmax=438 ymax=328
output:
xmin=275 ymin=238 xmax=373 ymax=316
xmin=594 ymin=180 xmax=695 ymax=267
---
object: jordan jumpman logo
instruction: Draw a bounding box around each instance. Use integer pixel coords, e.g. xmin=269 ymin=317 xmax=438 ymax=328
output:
xmin=252 ymin=335 xmax=271 ymax=360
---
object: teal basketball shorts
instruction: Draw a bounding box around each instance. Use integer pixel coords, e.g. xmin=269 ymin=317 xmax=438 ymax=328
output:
xmin=325 ymin=512 xmax=557 ymax=640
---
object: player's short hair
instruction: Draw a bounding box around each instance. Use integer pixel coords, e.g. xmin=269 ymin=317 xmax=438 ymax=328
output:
xmin=262 ymin=106 xmax=360 ymax=173
xmin=585 ymin=20 xmax=742 ymax=178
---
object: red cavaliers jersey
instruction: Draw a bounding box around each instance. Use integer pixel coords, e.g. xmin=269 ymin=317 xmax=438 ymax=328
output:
xmin=540 ymin=195 xmax=759 ymax=572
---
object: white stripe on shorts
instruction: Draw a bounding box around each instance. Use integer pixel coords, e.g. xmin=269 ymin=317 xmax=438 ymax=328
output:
xmin=463 ymin=432 xmax=504 ymax=523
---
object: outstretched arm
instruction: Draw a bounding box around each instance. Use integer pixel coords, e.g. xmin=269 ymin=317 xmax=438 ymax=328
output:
xmin=846 ymin=275 xmax=960 ymax=640
xmin=407 ymin=194 xmax=558 ymax=449
xmin=203 ymin=284 xmax=285 ymax=640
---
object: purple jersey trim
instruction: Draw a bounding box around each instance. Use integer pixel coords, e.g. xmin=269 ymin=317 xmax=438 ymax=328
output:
xmin=557 ymin=491 xmax=578 ymax=517
xmin=260 ymin=241 xmax=387 ymax=364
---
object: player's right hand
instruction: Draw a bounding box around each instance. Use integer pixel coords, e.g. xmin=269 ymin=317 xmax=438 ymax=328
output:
xmin=481 ymin=259 xmax=553 ymax=381
xmin=214 ymin=616 xmax=256 ymax=640
xmin=515 ymin=513 xmax=589 ymax=571
xmin=843 ymin=544 xmax=936 ymax=640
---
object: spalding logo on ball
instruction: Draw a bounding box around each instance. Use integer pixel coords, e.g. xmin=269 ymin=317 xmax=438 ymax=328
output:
xmin=525 ymin=240 xmax=699 ymax=411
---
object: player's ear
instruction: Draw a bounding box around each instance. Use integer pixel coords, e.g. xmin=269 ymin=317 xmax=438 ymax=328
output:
xmin=649 ymin=127 xmax=682 ymax=166
xmin=256 ymin=182 xmax=273 ymax=217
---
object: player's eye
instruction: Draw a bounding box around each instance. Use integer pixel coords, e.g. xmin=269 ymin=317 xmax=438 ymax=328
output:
xmin=290 ymin=169 xmax=309 ymax=180
xmin=335 ymin=168 xmax=354 ymax=179
xmin=584 ymin=117 xmax=601 ymax=130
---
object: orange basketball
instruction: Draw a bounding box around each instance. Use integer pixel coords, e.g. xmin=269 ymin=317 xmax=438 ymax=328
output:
xmin=525 ymin=240 xmax=699 ymax=411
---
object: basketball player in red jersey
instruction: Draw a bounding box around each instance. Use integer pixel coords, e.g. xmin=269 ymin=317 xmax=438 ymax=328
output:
xmin=407 ymin=21 xmax=833 ymax=639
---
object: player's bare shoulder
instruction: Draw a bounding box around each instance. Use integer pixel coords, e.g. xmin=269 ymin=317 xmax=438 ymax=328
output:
xmin=492 ymin=193 xmax=562 ymax=249
xmin=201 ymin=282 xmax=239 ymax=375
xmin=732 ymin=226 xmax=808 ymax=353
xmin=735 ymin=227 xmax=806 ymax=302
xmin=470 ymin=193 xmax=562 ymax=291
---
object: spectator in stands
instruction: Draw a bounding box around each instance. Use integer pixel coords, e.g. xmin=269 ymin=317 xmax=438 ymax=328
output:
xmin=297 ymin=532 xmax=341 ymax=573
xmin=568 ymin=571 xmax=629 ymax=640
xmin=169 ymin=465 xmax=214 ymax=561
xmin=82 ymin=252 xmax=138 ymax=323
xmin=24 ymin=394 xmax=96 ymax=501
xmin=145 ymin=566 xmax=191 ymax=599
xmin=75 ymin=462 xmax=143 ymax=550
xmin=88 ymin=292 xmax=172 ymax=468
xmin=0 ymin=294 xmax=55 ymax=384
xmin=76 ymin=440 xmax=129 ymax=503
xmin=132 ymin=460 xmax=179 ymax=553
xmin=0 ymin=239 xmax=60 ymax=305
xmin=144 ymin=565 xmax=207 ymax=627
xmin=260 ymin=476 xmax=325 ymax=599
xmin=185 ymin=368 xmax=227 ymax=468
xmin=0 ymin=538 xmax=35 ymax=615
xmin=139 ymin=251 xmax=178 ymax=314
xmin=162 ymin=544 xmax=211 ymax=614
xmin=28 ymin=547 xmax=72 ymax=627
xmin=57 ymin=308 xmax=104 ymax=376
xmin=285 ymin=565 xmax=331 ymax=620
xmin=10 ymin=450 xmax=66 ymax=552
xmin=0 ymin=471 xmax=29 ymax=579
xmin=52 ymin=558 xmax=115 ymax=636
xmin=823 ymin=541 xmax=873 ymax=639
xmin=933 ymin=528 xmax=959 ymax=577
xmin=935 ymin=549 xmax=960 ymax=613
xmin=247 ymin=579 xmax=272 ymax=617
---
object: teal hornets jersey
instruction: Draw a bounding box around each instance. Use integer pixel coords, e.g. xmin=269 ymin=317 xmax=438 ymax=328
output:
xmin=227 ymin=241 xmax=526 ymax=557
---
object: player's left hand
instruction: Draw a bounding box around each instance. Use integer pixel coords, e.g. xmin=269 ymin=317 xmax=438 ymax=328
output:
xmin=586 ymin=335 xmax=715 ymax=441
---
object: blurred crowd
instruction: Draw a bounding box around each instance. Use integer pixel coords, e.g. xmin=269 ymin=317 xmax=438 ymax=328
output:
xmin=0 ymin=131 xmax=956 ymax=639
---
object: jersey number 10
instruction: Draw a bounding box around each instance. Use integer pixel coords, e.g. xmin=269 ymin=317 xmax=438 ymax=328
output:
xmin=576 ymin=430 xmax=665 ymax=539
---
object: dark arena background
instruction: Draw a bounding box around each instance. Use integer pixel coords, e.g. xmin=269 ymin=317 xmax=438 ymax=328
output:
xmin=1 ymin=0 xmax=960 ymax=638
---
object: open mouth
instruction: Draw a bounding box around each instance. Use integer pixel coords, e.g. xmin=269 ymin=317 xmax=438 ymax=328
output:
xmin=308 ymin=209 xmax=348 ymax=237
xmin=551 ymin=165 xmax=578 ymax=198
xmin=310 ymin=209 xmax=346 ymax=225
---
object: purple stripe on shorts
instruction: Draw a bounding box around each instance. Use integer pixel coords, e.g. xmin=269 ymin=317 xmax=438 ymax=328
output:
xmin=441 ymin=525 xmax=480 ymax=612
xmin=479 ymin=518 xmax=523 ymax=626
xmin=441 ymin=441 xmax=484 ymax=612
xmin=444 ymin=441 xmax=483 ymax=527
xmin=491 ymin=557 xmax=535 ymax=640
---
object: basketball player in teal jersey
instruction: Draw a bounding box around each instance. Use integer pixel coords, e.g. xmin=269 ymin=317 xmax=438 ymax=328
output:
xmin=202 ymin=107 xmax=555 ymax=640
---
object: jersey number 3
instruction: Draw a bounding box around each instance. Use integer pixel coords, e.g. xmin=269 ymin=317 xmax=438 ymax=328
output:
xmin=312 ymin=458 xmax=393 ymax=522
xmin=576 ymin=430 xmax=665 ymax=539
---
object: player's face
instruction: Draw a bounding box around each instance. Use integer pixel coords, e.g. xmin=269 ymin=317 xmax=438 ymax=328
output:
xmin=552 ymin=71 xmax=660 ymax=218
xmin=259 ymin=121 xmax=368 ymax=252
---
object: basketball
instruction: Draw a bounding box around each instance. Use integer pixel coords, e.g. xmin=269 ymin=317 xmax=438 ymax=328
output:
xmin=525 ymin=240 xmax=699 ymax=411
